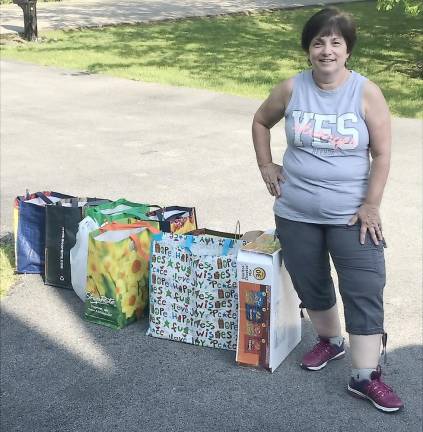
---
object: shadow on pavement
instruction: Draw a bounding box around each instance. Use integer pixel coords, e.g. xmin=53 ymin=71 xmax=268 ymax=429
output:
xmin=1 ymin=278 xmax=421 ymax=432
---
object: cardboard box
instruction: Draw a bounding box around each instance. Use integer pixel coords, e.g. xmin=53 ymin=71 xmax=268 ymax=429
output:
xmin=236 ymin=231 xmax=301 ymax=372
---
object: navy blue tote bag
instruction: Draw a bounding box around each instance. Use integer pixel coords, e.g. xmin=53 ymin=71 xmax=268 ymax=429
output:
xmin=14 ymin=191 xmax=74 ymax=274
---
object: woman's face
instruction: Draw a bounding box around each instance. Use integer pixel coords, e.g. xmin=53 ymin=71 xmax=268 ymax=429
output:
xmin=308 ymin=33 xmax=349 ymax=76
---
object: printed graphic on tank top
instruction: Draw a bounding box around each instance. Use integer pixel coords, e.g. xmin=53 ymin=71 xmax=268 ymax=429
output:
xmin=274 ymin=70 xmax=370 ymax=224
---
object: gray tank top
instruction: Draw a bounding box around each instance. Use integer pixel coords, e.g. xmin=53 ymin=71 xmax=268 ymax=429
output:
xmin=274 ymin=70 xmax=370 ymax=224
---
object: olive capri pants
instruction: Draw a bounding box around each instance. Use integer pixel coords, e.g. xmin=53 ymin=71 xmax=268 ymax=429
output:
xmin=275 ymin=216 xmax=386 ymax=335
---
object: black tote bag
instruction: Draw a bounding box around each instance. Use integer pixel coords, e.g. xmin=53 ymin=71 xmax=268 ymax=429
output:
xmin=44 ymin=197 xmax=110 ymax=289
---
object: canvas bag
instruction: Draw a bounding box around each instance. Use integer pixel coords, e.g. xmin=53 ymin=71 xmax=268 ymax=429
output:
xmin=14 ymin=191 xmax=74 ymax=274
xmin=147 ymin=232 xmax=244 ymax=350
xmin=84 ymin=221 xmax=160 ymax=329
xmin=45 ymin=198 xmax=110 ymax=289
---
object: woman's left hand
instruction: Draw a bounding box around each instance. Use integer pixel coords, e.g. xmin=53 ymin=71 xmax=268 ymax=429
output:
xmin=348 ymin=203 xmax=383 ymax=245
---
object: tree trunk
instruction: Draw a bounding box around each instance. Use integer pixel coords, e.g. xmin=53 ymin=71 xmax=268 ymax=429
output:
xmin=14 ymin=0 xmax=38 ymax=41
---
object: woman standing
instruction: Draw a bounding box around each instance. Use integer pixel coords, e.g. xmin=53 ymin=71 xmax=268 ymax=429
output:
xmin=252 ymin=7 xmax=403 ymax=412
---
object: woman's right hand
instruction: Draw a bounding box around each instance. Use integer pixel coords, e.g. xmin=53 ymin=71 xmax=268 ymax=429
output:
xmin=259 ymin=163 xmax=286 ymax=197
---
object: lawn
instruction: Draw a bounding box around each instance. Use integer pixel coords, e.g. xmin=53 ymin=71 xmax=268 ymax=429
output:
xmin=0 ymin=236 xmax=16 ymax=298
xmin=1 ymin=1 xmax=422 ymax=117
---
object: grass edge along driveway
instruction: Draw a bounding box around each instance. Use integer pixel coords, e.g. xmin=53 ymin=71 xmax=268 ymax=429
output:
xmin=0 ymin=236 xmax=16 ymax=298
xmin=1 ymin=2 xmax=422 ymax=118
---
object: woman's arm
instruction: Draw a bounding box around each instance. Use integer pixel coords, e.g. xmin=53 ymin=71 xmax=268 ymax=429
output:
xmin=252 ymin=78 xmax=293 ymax=197
xmin=348 ymin=80 xmax=391 ymax=245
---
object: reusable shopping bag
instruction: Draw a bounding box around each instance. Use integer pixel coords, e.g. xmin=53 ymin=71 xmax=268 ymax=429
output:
xmin=84 ymin=221 xmax=160 ymax=330
xmin=45 ymin=197 xmax=110 ymax=289
xmin=70 ymin=215 xmax=140 ymax=302
xmin=14 ymin=191 xmax=73 ymax=274
xmin=85 ymin=199 xmax=151 ymax=226
xmin=146 ymin=206 xmax=198 ymax=234
xmin=147 ymin=232 xmax=244 ymax=350
xmin=187 ymin=227 xmax=241 ymax=240
xmin=70 ymin=216 xmax=100 ymax=301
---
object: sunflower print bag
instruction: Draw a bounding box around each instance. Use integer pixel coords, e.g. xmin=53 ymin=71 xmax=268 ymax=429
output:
xmin=84 ymin=221 xmax=159 ymax=329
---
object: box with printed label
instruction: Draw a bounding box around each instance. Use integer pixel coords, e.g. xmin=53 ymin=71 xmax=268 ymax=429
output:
xmin=236 ymin=231 xmax=301 ymax=372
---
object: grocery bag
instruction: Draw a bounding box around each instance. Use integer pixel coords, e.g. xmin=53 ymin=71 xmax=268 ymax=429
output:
xmin=70 ymin=215 xmax=140 ymax=302
xmin=187 ymin=227 xmax=241 ymax=239
xmin=147 ymin=206 xmax=198 ymax=234
xmin=147 ymin=232 xmax=244 ymax=350
xmin=14 ymin=191 xmax=73 ymax=274
xmin=70 ymin=216 xmax=100 ymax=301
xmin=84 ymin=221 xmax=160 ymax=329
xmin=45 ymin=198 xmax=110 ymax=289
xmin=85 ymin=199 xmax=151 ymax=226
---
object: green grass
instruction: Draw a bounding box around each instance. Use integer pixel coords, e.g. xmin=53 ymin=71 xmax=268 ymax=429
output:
xmin=1 ymin=1 xmax=422 ymax=117
xmin=0 ymin=237 xmax=16 ymax=298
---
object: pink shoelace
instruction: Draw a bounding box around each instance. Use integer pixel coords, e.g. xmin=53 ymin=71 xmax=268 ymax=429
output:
xmin=367 ymin=367 xmax=394 ymax=398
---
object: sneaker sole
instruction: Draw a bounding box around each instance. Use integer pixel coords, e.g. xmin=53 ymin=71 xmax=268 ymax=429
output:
xmin=300 ymin=350 xmax=345 ymax=371
xmin=347 ymin=385 xmax=403 ymax=413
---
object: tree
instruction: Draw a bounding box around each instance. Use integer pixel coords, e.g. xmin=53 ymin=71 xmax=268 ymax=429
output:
xmin=377 ymin=0 xmax=422 ymax=16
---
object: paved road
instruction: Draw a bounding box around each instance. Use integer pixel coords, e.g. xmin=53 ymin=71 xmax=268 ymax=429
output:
xmin=0 ymin=0 xmax=364 ymax=35
xmin=1 ymin=59 xmax=422 ymax=431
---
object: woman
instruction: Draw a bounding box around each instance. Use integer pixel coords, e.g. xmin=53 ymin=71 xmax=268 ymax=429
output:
xmin=252 ymin=7 xmax=403 ymax=412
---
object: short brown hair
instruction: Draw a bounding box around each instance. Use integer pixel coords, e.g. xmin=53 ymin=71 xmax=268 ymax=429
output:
xmin=301 ymin=7 xmax=357 ymax=54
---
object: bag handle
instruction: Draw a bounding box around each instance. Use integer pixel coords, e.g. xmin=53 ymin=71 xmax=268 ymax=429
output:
xmin=118 ymin=207 xmax=150 ymax=219
xmin=234 ymin=220 xmax=241 ymax=240
xmin=147 ymin=206 xmax=193 ymax=221
xmin=56 ymin=197 xmax=108 ymax=208
xmin=35 ymin=192 xmax=54 ymax=204
xmin=148 ymin=204 xmax=162 ymax=211
xmin=129 ymin=234 xmax=149 ymax=261
xmin=99 ymin=221 xmax=160 ymax=234
xmin=147 ymin=207 xmax=167 ymax=221
xmin=222 ymin=239 xmax=234 ymax=256
xmin=158 ymin=211 xmax=189 ymax=221
xmin=193 ymin=207 xmax=198 ymax=228
xmin=99 ymin=206 xmax=149 ymax=222
xmin=182 ymin=235 xmax=233 ymax=256
xmin=49 ymin=192 xmax=74 ymax=199
xmin=85 ymin=198 xmax=111 ymax=207
xmin=183 ymin=235 xmax=194 ymax=253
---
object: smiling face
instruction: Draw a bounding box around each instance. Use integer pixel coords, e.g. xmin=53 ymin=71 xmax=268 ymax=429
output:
xmin=308 ymin=33 xmax=350 ymax=77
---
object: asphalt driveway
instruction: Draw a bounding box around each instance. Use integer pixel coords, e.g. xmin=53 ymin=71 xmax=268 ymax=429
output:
xmin=1 ymin=59 xmax=422 ymax=432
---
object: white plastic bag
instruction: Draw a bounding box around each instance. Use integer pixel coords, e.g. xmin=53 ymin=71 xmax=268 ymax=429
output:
xmin=70 ymin=216 xmax=99 ymax=301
